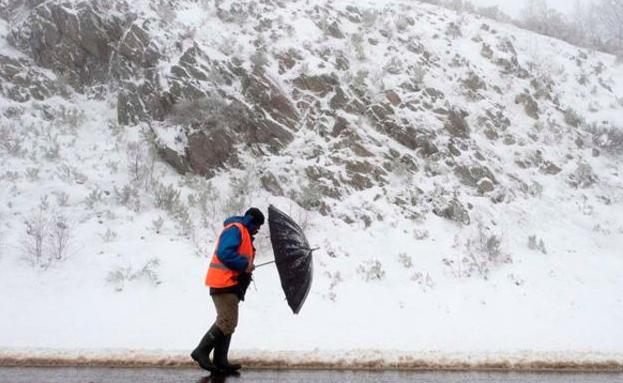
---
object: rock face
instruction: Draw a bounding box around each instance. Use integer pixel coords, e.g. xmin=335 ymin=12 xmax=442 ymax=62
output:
xmin=3 ymin=0 xmax=619 ymax=227
xmin=433 ymin=198 xmax=471 ymax=225
xmin=9 ymin=1 xmax=130 ymax=90
xmin=445 ymin=108 xmax=470 ymax=138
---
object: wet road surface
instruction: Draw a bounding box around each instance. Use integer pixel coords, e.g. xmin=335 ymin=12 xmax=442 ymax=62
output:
xmin=0 ymin=367 xmax=622 ymax=383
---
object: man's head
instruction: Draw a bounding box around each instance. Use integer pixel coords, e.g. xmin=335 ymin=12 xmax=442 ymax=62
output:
xmin=244 ymin=207 xmax=265 ymax=235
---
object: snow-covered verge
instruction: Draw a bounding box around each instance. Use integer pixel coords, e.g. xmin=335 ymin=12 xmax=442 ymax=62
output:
xmin=1 ymin=349 xmax=622 ymax=371
xmin=1 ymin=0 xmax=623 ymax=369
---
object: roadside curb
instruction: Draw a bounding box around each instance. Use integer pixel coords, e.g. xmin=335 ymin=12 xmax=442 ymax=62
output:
xmin=1 ymin=349 xmax=622 ymax=372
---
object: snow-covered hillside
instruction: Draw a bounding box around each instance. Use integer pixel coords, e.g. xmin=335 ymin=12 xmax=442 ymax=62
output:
xmin=1 ymin=0 xmax=622 ymax=368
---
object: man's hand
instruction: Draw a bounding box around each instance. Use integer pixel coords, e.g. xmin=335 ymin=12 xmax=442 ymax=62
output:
xmin=245 ymin=263 xmax=255 ymax=273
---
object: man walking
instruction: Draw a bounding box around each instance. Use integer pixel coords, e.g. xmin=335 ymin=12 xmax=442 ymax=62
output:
xmin=191 ymin=207 xmax=265 ymax=374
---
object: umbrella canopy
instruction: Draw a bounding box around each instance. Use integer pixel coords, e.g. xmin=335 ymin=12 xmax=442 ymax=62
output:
xmin=268 ymin=204 xmax=313 ymax=314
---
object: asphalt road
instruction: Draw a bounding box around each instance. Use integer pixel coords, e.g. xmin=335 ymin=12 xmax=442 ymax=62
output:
xmin=0 ymin=368 xmax=622 ymax=383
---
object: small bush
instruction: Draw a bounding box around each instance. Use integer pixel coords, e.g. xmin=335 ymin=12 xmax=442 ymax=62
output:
xmin=351 ymin=33 xmax=365 ymax=61
xmin=48 ymin=214 xmax=71 ymax=261
xmin=324 ymin=270 xmax=342 ymax=302
xmin=188 ymin=179 xmax=219 ymax=227
xmin=294 ymin=179 xmax=323 ymax=211
xmin=563 ymin=108 xmax=585 ymax=128
xmin=22 ymin=198 xmax=49 ymax=268
xmin=384 ymin=56 xmax=404 ymax=75
xmin=223 ymin=173 xmax=253 ymax=216
xmin=151 ymin=216 xmax=165 ymax=234
xmin=25 ymin=168 xmax=40 ymax=181
xmin=398 ymin=252 xmax=413 ymax=268
xmin=446 ymin=22 xmax=462 ymax=38
xmin=410 ymin=271 xmax=435 ymax=290
xmin=100 ymin=228 xmax=118 ymax=243
xmin=153 ymin=182 xmax=181 ymax=212
xmin=0 ymin=123 xmax=24 ymax=157
xmin=126 ymin=141 xmax=154 ymax=187
xmin=115 ymin=183 xmax=141 ymax=212
xmin=444 ymin=225 xmax=510 ymax=279
xmin=152 ymin=181 xmax=193 ymax=236
xmin=53 ymin=191 xmax=70 ymax=207
xmin=106 ymin=258 xmax=162 ymax=291
xmin=528 ymin=235 xmax=547 ymax=254
xmin=55 ymin=106 xmax=86 ymax=134
xmin=568 ymin=161 xmax=598 ymax=188
xmin=357 ymin=259 xmax=385 ymax=281
xmin=84 ymin=188 xmax=104 ymax=209
xmin=590 ymin=124 xmax=623 ymax=155
xmin=361 ymin=9 xmax=378 ymax=29
xmin=414 ymin=229 xmax=429 ymax=240
xmin=22 ymin=197 xmax=73 ymax=269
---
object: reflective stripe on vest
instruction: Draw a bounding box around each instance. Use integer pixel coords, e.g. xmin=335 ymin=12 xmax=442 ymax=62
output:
xmin=205 ymin=222 xmax=254 ymax=288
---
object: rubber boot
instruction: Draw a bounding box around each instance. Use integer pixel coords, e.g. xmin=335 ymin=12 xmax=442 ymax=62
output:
xmin=213 ymin=333 xmax=242 ymax=373
xmin=190 ymin=324 xmax=224 ymax=372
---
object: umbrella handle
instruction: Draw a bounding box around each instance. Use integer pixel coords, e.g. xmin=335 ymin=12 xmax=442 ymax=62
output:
xmin=255 ymin=260 xmax=276 ymax=268
xmin=255 ymin=248 xmax=320 ymax=269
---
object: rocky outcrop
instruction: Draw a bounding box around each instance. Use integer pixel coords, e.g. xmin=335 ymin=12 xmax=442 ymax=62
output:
xmin=9 ymin=1 xmax=131 ymax=91
xmin=445 ymin=108 xmax=470 ymax=138
xmin=433 ymin=198 xmax=471 ymax=225
xmin=0 ymin=53 xmax=67 ymax=102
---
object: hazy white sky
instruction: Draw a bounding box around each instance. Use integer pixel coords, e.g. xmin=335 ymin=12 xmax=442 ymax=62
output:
xmin=467 ymin=0 xmax=591 ymax=17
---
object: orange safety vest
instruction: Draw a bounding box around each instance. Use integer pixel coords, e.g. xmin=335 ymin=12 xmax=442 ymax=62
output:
xmin=205 ymin=222 xmax=255 ymax=288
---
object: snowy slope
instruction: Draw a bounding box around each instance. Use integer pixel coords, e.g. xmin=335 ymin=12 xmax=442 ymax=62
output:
xmin=1 ymin=0 xmax=622 ymax=368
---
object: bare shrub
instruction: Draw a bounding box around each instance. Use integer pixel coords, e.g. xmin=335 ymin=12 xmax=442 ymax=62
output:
xmin=25 ymin=168 xmax=40 ymax=181
xmin=153 ymin=181 xmax=193 ymax=236
xmin=590 ymin=124 xmax=623 ymax=155
xmin=55 ymin=106 xmax=86 ymax=134
xmin=384 ymin=56 xmax=404 ymax=75
xmin=563 ymin=107 xmax=585 ymax=128
xmin=55 ymin=163 xmax=87 ymax=184
xmin=150 ymin=216 xmax=165 ymax=234
xmin=361 ymin=9 xmax=378 ymax=29
xmin=446 ymin=22 xmax=462 ymax=38
xmin=410 ymin=271 xmax=435 ymax=290
xmin=412 ymin=64 xmax=426 ymax=87
xmin=126 ymin=141 xmax=155 ymax=187
xmin=444 ymin=225 xmax=510 ymax=279
xmin=351 ymin=33 xmax=365 ymax=61
xmin=414 ymin=229 xmax=429 ymax=240
xmin=153 ymin=182 xmax=181 ymax=212
xmin=398 ymin=252 xmax=413 ymax=268
xmin=250 ymin=48 xmax=268 ymax=74
xmin=48 ymin=214 xmax=71 ymax=261
xmin=357 ymin=259 xmax=385 ymax=281
xmin=528 ymin=235 xmax=547 ymax=254
xmin=568 ymin=161 xmax=598 ymax=188
xmin=53 ymin=191 xmax=70 ymax=207
xmin=114 ymin=183 xmax=141 ymax=212
xmin=293 ymin=179 xmax=323 ymax=211
xmin=106 ymin=258 xmax=162 ymax=291
xmin=22 ymin=198 xmax=49 ymax=268
xmin=0 ymin=122 xmax=24 ymax=157
xmin=223 ymin=173 xmax=253 ymax=216
xmin=84 ymin=188 xmax=104 ymax=209
xmin=324 ymin=270 xmax=342 ymax=302
xmin=99 ymin=228 xmax=118 ymax=243
xmin=187 ymin=178 xmax=220 ymax=227
xmin=22 ymin=197 xmax=72 ymax=269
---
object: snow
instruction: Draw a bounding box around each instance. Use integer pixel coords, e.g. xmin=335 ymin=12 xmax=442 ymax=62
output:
xmin=1 ymin=0 xmax=623 ymax=369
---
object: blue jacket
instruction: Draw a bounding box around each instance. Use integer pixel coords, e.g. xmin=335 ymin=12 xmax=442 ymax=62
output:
xmin=216 ymin=216 xmax=257 ymax=272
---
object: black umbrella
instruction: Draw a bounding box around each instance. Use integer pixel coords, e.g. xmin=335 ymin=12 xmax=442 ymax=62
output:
xmin=259 ymin=204 xmax=315 ymax=314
